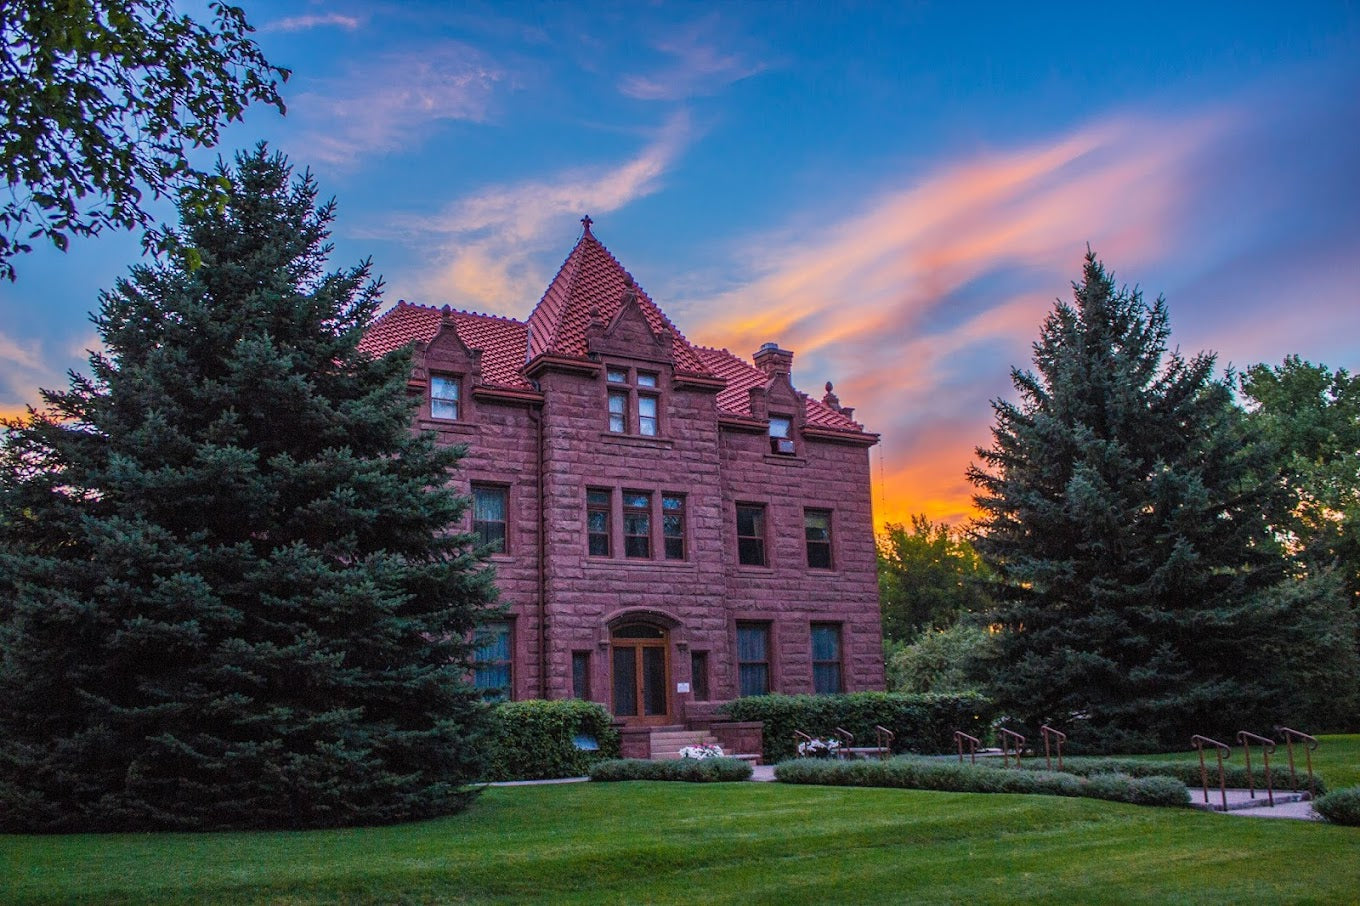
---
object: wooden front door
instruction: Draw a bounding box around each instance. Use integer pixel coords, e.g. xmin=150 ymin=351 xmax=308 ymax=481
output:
xmin=611 ymin=624 xmax=670 ymax=724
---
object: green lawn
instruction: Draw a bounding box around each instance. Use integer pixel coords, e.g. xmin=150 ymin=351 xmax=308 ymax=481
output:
xmin=5 ymin=736 xmax=1358 ymax=905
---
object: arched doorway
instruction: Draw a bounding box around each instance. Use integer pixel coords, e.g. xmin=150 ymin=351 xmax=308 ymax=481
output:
xmin=611 ymin=622 xmax=670 ymax=724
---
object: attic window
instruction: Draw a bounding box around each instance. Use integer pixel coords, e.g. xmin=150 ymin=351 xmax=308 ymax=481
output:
xmin=769 ymin=415 xmax=794 ymax=454
xmin=604 ymin=365 xmax=663 ymax=437
xmin=431 ymin=375 xmax=461 ymax=420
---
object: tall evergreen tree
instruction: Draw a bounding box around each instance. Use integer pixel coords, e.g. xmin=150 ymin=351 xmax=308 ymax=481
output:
xmin=0 ymin=146 xmax=497 ymax=831
xmin=967 ymin=252 xmax=1346 ymax=751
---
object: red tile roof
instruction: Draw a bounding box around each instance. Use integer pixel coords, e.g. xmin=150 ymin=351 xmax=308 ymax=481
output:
xmin=527 ymin=228 xmax=711 ymax=377
xmin=694 ymin=346 xmax=865 ymax=433
xmin=358 ymin=226 xmax=868 ymax=436
xmin=358 ymin=302 xmax=532 ymax=390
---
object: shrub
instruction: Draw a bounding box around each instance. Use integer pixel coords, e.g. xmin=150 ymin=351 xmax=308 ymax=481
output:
xmin=589 ymin=758 xmax=753 ymax=783
xmin=718 ymin=692 xmax=993 ymax=761
xmin=773 ymin=757 xmax=1189 ymax=808
xmin=1313 ymin=786 xmax=1360 ymax=826
xmin=482 ymin=700 xmax=620 ymax=782
xmin=1023 ymin=757 xmax=1326 ymax=795
xmin=885 ymin=623 xmax=992 ymax=693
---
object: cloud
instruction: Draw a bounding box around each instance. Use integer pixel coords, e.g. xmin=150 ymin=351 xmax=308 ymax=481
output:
xmin=263 ymin=13 xmax=362 ymax=33
xmin=681 ymin=110 xmax=1237 ymax=527
xmin=0 ymin=330 xmax=62 ymax=422
xmin=619 ymin=16 xmax=766 ymax=101
xmin=288 ymin=44 xmax=504 ymax=168
xmin=371 ymin=111 xmax=694 ymax=310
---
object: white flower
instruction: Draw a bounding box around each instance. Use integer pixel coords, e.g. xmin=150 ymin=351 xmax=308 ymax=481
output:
xmin=678 ymin=744 xmax=724 ymax=759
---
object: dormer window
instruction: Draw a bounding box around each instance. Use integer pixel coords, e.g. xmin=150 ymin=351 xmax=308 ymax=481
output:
xmin=604 ymin=365 xmax=662 ymax=436
xmin=769 ymin=415 xmax=794 ymax=454
xmin=431 ymin=375 xmax=461 ymax=420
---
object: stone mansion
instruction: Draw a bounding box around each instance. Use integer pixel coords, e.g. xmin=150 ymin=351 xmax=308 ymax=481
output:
xmin=359 ymin=220 xmax=884 ymax=730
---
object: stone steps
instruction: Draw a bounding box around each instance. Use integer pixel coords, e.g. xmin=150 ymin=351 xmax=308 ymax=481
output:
xmin=650 ymin=728 xmax=720 ymax=760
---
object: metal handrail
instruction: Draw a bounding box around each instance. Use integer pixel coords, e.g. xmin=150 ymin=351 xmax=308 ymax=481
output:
xmin=1040 ymin=725 xmax=1067 ymax=771
xmin=1275 ymin=726 xmax=1320 ymax=798
xmin=1237 ymin=730 xmax=1276 ymax=806
xmin=954 ymin=730 xmax=980 ymax=764
xmin=874 ymin=725 xmax=895 ymax=759
xmin=1191 ymin=734 xmax=1232 ymax=811
xmin=834 ymin=727 xmax=854 ymax=760
xmin=997 ymin=728 xmax=1025 ymax=769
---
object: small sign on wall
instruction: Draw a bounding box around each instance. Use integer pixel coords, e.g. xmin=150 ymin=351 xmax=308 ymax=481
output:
xmin=676 ymin=682 xmax=691 ymax=693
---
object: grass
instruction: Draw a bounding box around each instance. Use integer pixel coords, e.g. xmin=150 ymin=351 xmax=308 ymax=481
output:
xmin=3 ymin=735 xmax=1358 ymax=905
xmin=1121 ymin=732 xmax=1360 ymax=789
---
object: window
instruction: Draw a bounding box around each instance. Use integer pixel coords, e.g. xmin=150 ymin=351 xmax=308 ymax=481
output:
xmin=769 ymin=415 xmax=794 ymax=454
xmin=608 ymin=390 xmax=628 ymax=433
xmin=587 ymin=488 xmax=612 ymax=556
xmin=431 ymin=375 xmax=460 ymax=420
xmin=691 ymin=651 xmax=709 ymax=701
xmin=572 ymin=651 xmax=591 ymax=699
xmin=662 ymin=494 xmax=685 ymax=560
xmin=623 ymin=491 xmax=651 ymax=557
xmin=737 ymin=623 xmax=771 ymax=696
xmin=474 ymin=621 xmax=512 ymax=699
xmin=811 ymin=624 xmax=843 ymax=694
xmin=638 ymin=394 xmax=658 ymax=436
xmin=736 ymin=504 xmax=766 ymax=566
xmin=472 ymin=484 xmax=508 ymax=553
xmin=604 ymin=365 xmax=662 ymax=436
xmin=805 ymin=509 xmax=832 ymax=569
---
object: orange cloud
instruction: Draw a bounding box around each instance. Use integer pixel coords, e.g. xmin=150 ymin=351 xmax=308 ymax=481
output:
xmin=686 ymin=109 xmax=1235 ymax=528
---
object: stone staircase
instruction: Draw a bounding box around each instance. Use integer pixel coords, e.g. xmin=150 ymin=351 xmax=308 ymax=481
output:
xmin=649 ymin=727 xmax=720 ymax=760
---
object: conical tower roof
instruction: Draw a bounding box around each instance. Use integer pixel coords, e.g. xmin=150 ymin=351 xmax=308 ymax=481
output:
xmin=526 ymin=218 xmax=713 ymax=377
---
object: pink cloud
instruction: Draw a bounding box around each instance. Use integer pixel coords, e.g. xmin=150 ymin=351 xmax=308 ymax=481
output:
xmin=619 ymin=16 xmax=766 ymax=101
xmin=682 ymin=110 xmax=1236 ymax=526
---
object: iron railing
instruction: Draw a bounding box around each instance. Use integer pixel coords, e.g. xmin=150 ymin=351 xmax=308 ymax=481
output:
xmin=954 ymin=730 xmax=980 ymax=764
xmin=997 ymin=728 xmax=1025 ymax=769
xmin=1237 ymin=730 xmax=1276 ymax=806
xmin=834 ymin=727 xmax=854 ymax=760
xmin=1275 ymin=726 xmax=1320 ymax=798
xmin=1191 ymin=734 xmax=1232 ymax=811
xmin=1040 ymin=724 xmax=1066 ymax=771
xmin=874 ymin=725 xmax=895 ymax=759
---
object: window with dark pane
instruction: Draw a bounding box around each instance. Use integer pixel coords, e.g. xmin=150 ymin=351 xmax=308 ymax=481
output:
xmin=623 ymin=491 xmax=651 ymax=558
xmin=473 ymin=484 xmax=508 ymax=553
xmin=737 ymin=623 xmax=770 ymax=696
xmin=572 ymin=651 xmax=591 ymax=699
xmin=736 ymin=504 xmax=766 ymax=566
xmin=473 ymin=621 xmax=512 ymax=699
xmin=587 ymin=488 xmax=612 ymax=556
xmin=811 ymin=623 xmax=843 ymax=694
xmin=690 ymin=650 xmax=709 ymax=701
xmin=431 ymin=375 xmax=460 ymax=420
xmin=805 ymin=509 xmax=832 ymax=569
xmin=662 ymin=494 xmax=685 ymax=560
xmin=638 ymin=394 xmax=658 ymax=436
xmin=607 ymin=390 xmax=627 ymax=433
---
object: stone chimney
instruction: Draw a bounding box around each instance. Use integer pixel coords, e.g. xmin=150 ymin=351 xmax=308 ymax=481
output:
xmin=753 ymin=342 xmax=794 ymax=378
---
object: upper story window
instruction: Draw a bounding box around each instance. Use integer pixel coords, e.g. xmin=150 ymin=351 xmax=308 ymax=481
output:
xmin=769 ymin=414 xmax=794 ymax=454
xmin=472 ymin=484 xmax=508 ymax=553
xmin=805 ymin=509 xmax=832 ymax=569
xmin=604 ymin=365 xmax=661 ymax=436
xmin=623 ymin=491 xmax=652 ymax=558
xmin=736 ymin=504 xmax=767 ymax=567
xmin=431 ymin=375 xmax=461 ymax=420
xmin=662 ymin=494 xmax=686 ymax=560
xmin=587 ymin=488 xmax=612 ymax=557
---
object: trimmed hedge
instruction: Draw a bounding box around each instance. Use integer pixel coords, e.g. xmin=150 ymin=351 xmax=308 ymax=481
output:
xmin=718 ymin=692 xmax=993 ymax=761
xmin=773 ymin=757 xmax=1189 ymax=808
xmin=482 ymin=700 xmax=621 ymax=782
xmin=1313 ymin=786 xmax=1360 ymax=826
xmin=1022 ymin=756 xmax=1327 ymax=795
xmin=590 ymin=758 xmax=754 ymax=783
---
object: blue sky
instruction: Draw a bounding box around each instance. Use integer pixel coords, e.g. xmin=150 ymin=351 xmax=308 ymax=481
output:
xmin=3 ymin=1 xmax=1358 ymax=525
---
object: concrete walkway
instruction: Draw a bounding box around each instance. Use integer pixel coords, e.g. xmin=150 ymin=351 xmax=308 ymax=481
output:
xmin=1188 ymin=787 xmax=1321 ymax=820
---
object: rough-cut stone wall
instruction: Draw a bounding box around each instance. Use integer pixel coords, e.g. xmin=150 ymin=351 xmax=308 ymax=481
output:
xmin=415 ymin=329 xmax=883 ymax=718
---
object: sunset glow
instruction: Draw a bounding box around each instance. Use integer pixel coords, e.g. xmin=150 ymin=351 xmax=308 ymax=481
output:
xmin=2 ymin=4 xmax=1357 ymax=532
